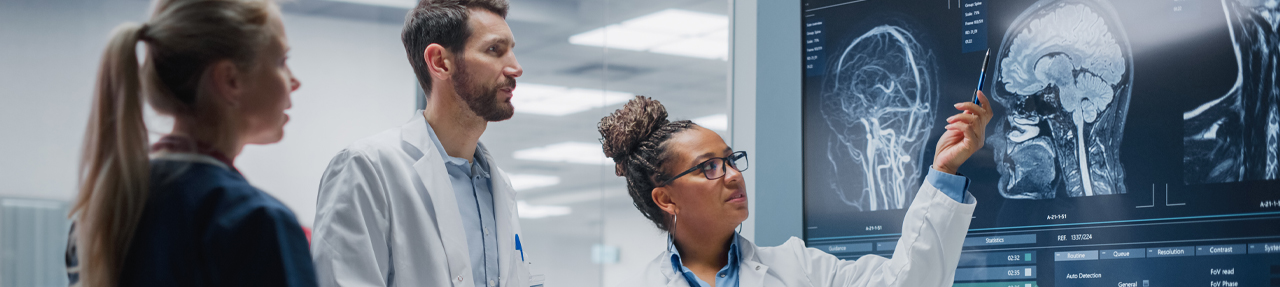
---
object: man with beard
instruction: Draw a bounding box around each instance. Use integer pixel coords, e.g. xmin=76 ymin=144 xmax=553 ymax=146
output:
xmin=310 ymin=1 xmax=531 ymax=286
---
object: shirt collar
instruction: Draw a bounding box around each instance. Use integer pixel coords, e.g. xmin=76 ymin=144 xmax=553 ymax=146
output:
xmin=424 ymin=119 xmax=490 ymax=179
xmin=150 ymin=135 xmax=238 ymax=174
xmin=668 ymin=232 xmax=741 ymax=278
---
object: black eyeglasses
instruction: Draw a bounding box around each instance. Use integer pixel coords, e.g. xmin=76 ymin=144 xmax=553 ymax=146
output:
xmin=658 ymin=151 xmax=749 ymax=186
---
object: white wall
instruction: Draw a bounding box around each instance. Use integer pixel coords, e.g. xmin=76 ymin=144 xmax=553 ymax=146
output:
xmin=601 ymin=203 xmax=667 ymax=287
xmin=238 ymin=12 xmax=417 ymax=227
xmin=0 ymin=0 xmax=416 ymax=227
xmin=0 ymin=0 xmax=145 ymax=204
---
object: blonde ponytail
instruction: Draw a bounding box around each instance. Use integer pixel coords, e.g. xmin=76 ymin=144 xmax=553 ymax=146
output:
xmin=71 ymin=1 xmax=276 ymax=286
xmin=72 ymin=22 xmax=151 ymax=287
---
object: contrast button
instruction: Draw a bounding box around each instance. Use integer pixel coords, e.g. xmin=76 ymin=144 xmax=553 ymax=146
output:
xmin=488 ymin=279 xmax=496 ymax=286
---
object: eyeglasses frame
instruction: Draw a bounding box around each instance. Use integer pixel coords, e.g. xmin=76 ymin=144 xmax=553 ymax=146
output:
xmin=657 ymin=151 xmax=749 ymax=187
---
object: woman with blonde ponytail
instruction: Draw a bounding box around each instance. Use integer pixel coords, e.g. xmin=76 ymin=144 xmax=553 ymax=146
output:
xmin=66 ymin=0 xmax=314 ymax=286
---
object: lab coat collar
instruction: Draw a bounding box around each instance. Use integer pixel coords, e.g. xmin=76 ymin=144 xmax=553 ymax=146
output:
xmin=402 ymin=113 xmax=475 ymax=286
xmin=657 ymin=233 xmax=768 ymax=287
xmin=666 ymin=232 xmax=741 ymax=286
xmin=400 ymin=110 xmax=434 ymax=160
xmin=490 ymin=155 xmax=520 ymax=287
xmin=735 ymin=234 xmax=769 ymax=287
xmin=401 ymin=111 xmax=523 ymax=287
xmin=422 ymin=117 xmax=493 ymax=180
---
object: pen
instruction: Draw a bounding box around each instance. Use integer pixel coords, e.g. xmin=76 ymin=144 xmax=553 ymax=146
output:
xmin=974 ymin=48 xmax=990 ymax=105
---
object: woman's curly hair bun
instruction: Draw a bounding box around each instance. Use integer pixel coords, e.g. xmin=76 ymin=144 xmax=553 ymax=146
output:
xmin=599 ymin=96 xmax=669 ymax=174
xmin=596 ymin=95 xmax=694 ymax=231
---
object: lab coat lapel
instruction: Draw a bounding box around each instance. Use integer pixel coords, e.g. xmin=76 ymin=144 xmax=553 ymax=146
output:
xmin=736 ymin=235 xmax=769 ymax=287
xmin=482 ymin=143 xmax=522 ymax=287
xmin=402 ymin=115 xmax=475 ymax=286
xmin=657 ymin=251 xmax=690 ymax=287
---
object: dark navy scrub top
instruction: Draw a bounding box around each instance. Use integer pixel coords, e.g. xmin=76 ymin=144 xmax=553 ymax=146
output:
xmin=67 ymin=156 xmax=316 ymax=287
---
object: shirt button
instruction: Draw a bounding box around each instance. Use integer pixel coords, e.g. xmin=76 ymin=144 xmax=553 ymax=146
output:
xmin=755 ymin=266 xmax=760 ymax=270
xmin=484 ymin=228 xmax=490 ymax=236
xmin=456 ymin=275 xmax=464 ymax=282
xmin=720 ymin=274 xmax=726 ymax=278
xmin=489 ymin=279 xmax=496 ymax=286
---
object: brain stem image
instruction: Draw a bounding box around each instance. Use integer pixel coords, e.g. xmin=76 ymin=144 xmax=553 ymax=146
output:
xmin=990 ymin=0 xmax=1133 ymax=199
xmin=819 ymin=25 xmax=939 ymax=211
xmin=1183 ymin=0 xmax=1280 ymax=184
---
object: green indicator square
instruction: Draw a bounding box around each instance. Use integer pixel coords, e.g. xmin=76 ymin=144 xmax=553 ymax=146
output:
xmin=1024 ymin=253 xmax=1032 ymax=261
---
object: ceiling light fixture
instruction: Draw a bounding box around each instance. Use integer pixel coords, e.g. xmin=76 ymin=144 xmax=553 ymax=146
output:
xmin=324 ymin=0 xmax=415 ymax=9
xmin=512 ymin=83 xmax=634 ymax=116
xmin=513 ymin=141 xmax=611 ymax=165
xmin=568 ymin=9 xmax=728 ymax=61
xmin=517 ymin=201 xmax=572 ymax=218
xmin=691 ymin=114 xmax=729 ymax=131
xmin=507 ymin=174 xmax=561 ymax=191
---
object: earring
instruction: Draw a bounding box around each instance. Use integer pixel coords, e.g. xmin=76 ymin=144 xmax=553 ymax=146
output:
xmin=667 ymin=213 xmax=678 ymax=253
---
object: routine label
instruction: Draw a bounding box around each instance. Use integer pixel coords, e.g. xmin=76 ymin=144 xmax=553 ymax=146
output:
xmin=961 ymin=0 xmax=988 ymax=53
xmin=804 ymin=18 xmax=827 ymax=76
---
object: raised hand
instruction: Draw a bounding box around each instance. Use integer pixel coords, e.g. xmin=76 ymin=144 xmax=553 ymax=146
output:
xmin=933 ymin=91 xmax=994 ymax=175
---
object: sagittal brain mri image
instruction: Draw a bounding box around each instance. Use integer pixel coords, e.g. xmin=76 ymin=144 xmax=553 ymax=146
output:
xmin=1183 ymin=0 xmax=1280 ymax=185
xmin=802 ymin=0 xmax=1280 ymax=277
xmin=989 ymin=0 xmax=1133 ymax=199
xmin=819 ymin=25 xmax=939 ymax=211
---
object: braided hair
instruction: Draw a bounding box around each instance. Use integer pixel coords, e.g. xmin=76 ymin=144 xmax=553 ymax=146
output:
xmin=599 ymin=96 xmax=695 ymax=231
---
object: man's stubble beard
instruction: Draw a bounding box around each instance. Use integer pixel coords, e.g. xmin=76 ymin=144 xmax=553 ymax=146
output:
xmin=454 ymin=56 xmax=516 ymax=122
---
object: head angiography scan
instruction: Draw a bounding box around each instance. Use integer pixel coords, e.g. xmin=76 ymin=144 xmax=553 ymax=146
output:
xmin=1183 ymin=0 xmax=1280 ymax=185
xmin=819 ymin=25 xmax=939 ymax=211
xmin=990 ymin=0 xmax=1133 ymax=199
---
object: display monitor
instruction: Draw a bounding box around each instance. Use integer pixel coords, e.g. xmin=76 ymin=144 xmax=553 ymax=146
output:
xmin=801 ymin=0 xmax=1280 ymax=286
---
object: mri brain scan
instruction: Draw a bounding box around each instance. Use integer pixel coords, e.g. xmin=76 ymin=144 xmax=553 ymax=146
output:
xmin=1183 ymin=0 xmax=1280 ymax=184
xmin=819 ymin=25 xmax=939 ymax=211
xmin=990 ymin=0 xmax=1133 ymax=199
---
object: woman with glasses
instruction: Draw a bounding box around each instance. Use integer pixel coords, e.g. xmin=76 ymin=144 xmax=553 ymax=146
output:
xmin=599 ymin=94 xmax=991 ymax=287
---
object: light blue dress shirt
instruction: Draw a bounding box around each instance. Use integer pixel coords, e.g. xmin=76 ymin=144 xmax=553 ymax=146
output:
xmin=925 ymin=167 xmax=973 ymax=203
xmin=670 ymin=233 xmax=740 ymax=287
xmin=426 ymin=123 xmax=500 ymax=287
xmin=667 ymin=170 xmax=970 ymax=287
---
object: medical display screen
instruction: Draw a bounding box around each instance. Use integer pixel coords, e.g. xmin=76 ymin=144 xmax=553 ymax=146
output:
xmin=801 ymin=0 xmax=1280 ymax=286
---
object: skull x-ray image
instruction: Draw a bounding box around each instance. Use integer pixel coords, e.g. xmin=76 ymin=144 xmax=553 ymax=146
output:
xmin=989 ymin=0 xmax=1133 ymax=199
xmin=818 ymin=25 xmax=939 ymax=211
xmin=1183 ymin=0 xmax=1280 ymax=184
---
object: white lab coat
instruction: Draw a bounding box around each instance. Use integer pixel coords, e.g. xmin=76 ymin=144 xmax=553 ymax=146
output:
xmin=627 ymin=181 xmax=975 ymax=287
xmin=311 ymin=114 xmax=530 ymax=287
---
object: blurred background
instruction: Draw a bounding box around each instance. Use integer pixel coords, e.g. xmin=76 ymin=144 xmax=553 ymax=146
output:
xmin=0 ymin=0 xmax=733 ymax=285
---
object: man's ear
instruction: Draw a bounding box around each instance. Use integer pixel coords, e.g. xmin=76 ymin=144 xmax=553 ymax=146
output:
xmin=425 ymin=43 xmax=454 ymax=81
xmin=653 ymin=186 xmax=678 ymax=216
xmin=206 ymin=60 xmax=242 ymax=107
